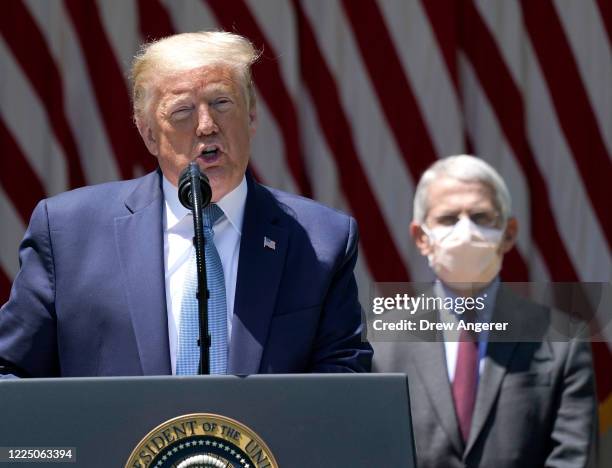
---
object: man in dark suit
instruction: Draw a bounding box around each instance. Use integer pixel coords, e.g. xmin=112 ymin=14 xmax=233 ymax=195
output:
xmin=372 ymin=155 xmax=596 ymax=467
xmin=0 ymin=31 xmax=371 ymax=377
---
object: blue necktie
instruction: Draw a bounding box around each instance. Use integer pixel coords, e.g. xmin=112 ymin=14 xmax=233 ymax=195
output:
xmin=176 ymin=204 xmax=227 ymax=375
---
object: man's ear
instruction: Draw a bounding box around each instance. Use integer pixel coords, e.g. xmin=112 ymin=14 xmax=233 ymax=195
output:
xmin=500 ymin=217 xmax=518 ymax=254
xmin=410 ymin=221 xmax=432 ymax=256
xmin=136 ymin=117 xmax=159 ymax=156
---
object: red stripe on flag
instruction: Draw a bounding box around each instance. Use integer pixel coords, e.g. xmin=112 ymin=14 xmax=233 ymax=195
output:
xmin=521 ymin=0 xmax=612 ymax=247
xmin=592 ymin=342 xmax=612 ymax=403
xmin=596 ymin=0 xmax=612 ymax=45
xmin=341 ymin=0 xmax=438 ymax=182
xmin=0 ymin=268 xmax=11 ymax=305
xmin=419 ymin=0 xmax=460 ymax=89
xmin=0 ymin=1 xmax=86 ymax=189
xmin=207 ymin=0 xmax=313 ymax=197
xmin=462 ymin=0 xmax=579 ymax=282
xmin=63 ymin=0 xmax=155 ymax=179
xmin=500 ymin=250 xmax=530 ymax=282
xmin=0 ymin=119 xmax=46 ymax=224
xmin=422 ymin=0 xmax=476 ymax=163
xmin=137 ymin=0 xmax=175 ymax=41
xmin=293 ymin=0 xmax=410 ymax=282
xmin=464 ymin=133 xmax=475 ymax=155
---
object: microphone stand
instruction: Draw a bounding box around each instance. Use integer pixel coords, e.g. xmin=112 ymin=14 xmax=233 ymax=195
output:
xmin=182 ymin=162 xmax=211 ymax=375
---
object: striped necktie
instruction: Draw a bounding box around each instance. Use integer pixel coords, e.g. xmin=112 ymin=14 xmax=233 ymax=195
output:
xmin=176 ymin=204 xmax=227 ymax=375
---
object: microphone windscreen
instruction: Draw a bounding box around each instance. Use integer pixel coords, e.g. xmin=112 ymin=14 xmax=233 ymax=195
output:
xmin=178 ymin=162 xmax=212 ymax=210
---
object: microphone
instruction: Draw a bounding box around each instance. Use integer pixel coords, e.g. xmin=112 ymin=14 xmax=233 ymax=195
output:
xmin=177 ymin=161 xmax=213 ymax=374
xmin=178 ymin=162 xmax=212 ymax=210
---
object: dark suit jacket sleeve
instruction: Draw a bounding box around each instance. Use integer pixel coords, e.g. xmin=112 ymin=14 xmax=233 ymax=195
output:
xmin=0 ymin=200 xmax=59 ymax=377
xmin=546 ymin=339 xmax=598 ymax=468
xmin=308 ymin=217 xmax=372 ymax=373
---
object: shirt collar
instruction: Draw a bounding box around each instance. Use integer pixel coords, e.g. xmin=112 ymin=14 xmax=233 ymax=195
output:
xmin=162 ymin=175 xmax=189 ymax=231
xmin=216 ymin=175 xmax=247 ymax=235
xmin=162 ymin=174 xmax=247 ymax=234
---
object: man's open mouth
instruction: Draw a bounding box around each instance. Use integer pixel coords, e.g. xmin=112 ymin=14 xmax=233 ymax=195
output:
xmin=200 ymin=147 xmax=220 ymax=161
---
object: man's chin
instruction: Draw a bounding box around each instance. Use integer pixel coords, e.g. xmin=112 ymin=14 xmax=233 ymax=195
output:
xmin=208 ymin=173 xmax=241 ymax=203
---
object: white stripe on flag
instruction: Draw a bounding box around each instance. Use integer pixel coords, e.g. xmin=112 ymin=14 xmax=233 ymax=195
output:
xmin=553 ymin=0 xmax=612 ymax=156
xmin=523 ymin=39 xmax=611 ymax=281
xmin=0 ymin=36 xmax=67 ymax=196
xmin=96 ymin=0 xmax=140 ymax=79
xmin=379 ymin=0 xmax=464 ymax=156
xmin=25 ymin=0 xmax=121 ymax=185
xmin=0 ymin=186 xmax=26 ymax=279
xmin=301 ymin=0 xmax=422 ymax=279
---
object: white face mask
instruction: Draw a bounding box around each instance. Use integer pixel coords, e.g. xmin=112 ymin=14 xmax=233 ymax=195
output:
xmin=423 ymin=217 xmax=504 ymax=289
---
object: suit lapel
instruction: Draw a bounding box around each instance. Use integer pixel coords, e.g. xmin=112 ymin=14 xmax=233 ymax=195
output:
xmin=228 ymin=176 xmax=288 ymax=375
xmin=465 ymin=287 xmax=520 ymax=454
xmin=114 ymin=171 xmax=171 ymax=375
xmin=410 ymin=336 xmax=465 ymax=455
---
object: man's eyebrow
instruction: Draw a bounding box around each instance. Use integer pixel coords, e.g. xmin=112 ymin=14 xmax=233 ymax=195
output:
xmin=432 ymin=208 xmax=495 ymax=219
xmin=162 ymin=97 xmax=187 ymax=107
xmin=168 ymin=88 xmax=193 ymax=96
xmin=157 ymin=96 xmax=190 ymax=115
xmin=204 ymin=84 xmax=235 ymax=95
xmin=433 ymin=210 xmax=460 ymax=216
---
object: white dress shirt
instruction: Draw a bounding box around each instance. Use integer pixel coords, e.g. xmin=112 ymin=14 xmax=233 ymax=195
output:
xmin=436 ymin=278 xmax=500 ymax=383
xmin=162 ymin=175 xmax=247 ymax=374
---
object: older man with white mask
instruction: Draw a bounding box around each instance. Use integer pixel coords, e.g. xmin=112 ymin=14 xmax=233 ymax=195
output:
xmin=411 ymin=155 xmax=517 ymax=291
xmin=373 ymin=155 xmax=596 ymax=468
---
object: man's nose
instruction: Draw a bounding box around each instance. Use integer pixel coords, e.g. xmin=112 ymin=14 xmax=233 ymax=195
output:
xmin=196 ymin=106 xmax=218 ymax=136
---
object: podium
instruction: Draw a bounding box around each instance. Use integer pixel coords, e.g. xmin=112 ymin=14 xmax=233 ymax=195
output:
xmin=0 ymin=373 xmax=416 ymax=467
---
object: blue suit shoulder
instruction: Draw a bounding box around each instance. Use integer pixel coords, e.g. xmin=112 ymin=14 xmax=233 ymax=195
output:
xmin=34 ymin=172 xmax=159 ymax=229
xmin=261 ymin=185 xmax=358 ymax=255
xmin=267 ymin=186 xmax=352 ymax=222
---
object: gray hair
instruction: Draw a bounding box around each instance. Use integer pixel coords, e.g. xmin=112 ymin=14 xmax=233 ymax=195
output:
xmin=130 ymin=31 xmax=259 ymax=123
xmin=413 ymin=155 xmax=512 ymax=223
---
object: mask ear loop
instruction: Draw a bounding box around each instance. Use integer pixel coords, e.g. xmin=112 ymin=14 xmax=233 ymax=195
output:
xmin=419 ymin=224 xmax=437 ymax=249
xmin=420 ymin=224 xmax=444 ymax=270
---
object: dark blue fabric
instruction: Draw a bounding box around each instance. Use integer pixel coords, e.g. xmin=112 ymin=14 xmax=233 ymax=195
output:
xmin=0 ymin=170 xmax=372 ymax=376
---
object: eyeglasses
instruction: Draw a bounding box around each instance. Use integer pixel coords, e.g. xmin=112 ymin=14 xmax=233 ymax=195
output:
xmin=429 ymin=211 xmax=501 ymax=228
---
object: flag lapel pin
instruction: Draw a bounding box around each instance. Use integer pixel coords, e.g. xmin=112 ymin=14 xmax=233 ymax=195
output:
xmin=263 ymin=236 xmax=276 ymax=251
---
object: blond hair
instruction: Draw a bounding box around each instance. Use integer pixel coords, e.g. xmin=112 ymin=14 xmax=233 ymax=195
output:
xmin=130 ymin=31 xmax=259 ymax=123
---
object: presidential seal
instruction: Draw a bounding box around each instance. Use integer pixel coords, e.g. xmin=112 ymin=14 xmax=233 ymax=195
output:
xmin=125 ymin=414 xmax=279 ymax=468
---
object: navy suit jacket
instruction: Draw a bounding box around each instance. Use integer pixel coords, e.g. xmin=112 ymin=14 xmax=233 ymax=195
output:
xmin=0 ymin=170 xmax=372 ymax=376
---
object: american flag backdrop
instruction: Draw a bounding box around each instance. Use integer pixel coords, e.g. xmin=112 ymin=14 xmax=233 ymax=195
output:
xmin=1 ymin=0 xmax=611 ymax=457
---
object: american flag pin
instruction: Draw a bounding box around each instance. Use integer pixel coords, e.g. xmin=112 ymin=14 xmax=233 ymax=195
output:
xmin=263 ymin=236 xmax=276 ymax=250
